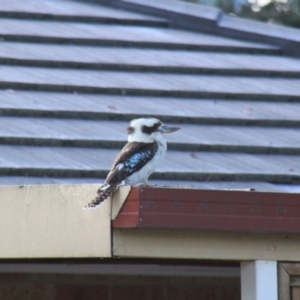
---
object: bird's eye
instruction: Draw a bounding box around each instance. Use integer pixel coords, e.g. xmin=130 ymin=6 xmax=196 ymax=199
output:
xmin=127 ymin=126 xmax=134 ymax=134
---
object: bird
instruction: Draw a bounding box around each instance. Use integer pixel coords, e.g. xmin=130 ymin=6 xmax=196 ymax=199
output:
xmin=84 ymin=118 xmax=180 ymax=209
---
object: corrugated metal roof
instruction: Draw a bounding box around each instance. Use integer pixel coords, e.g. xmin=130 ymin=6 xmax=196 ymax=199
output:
xmin=1 ymin=0 xmax=300 ymax=192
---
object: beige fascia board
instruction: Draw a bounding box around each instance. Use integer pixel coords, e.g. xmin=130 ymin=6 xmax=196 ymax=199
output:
xmin=111 ymin=185 xmax=131 ymax=220
xmin=0 ymin=184 xmax=112 ymax=258
xmin=113 ymin=228 xmax=300 ymax=261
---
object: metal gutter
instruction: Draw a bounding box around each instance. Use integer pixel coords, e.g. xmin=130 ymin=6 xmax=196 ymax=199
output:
xmin=113 ymin=186 xmax=300 ymax=233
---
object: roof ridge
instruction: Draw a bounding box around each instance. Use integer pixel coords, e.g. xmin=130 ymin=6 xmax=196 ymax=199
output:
xmin=106 ymin=0 xmax=300 ymax=57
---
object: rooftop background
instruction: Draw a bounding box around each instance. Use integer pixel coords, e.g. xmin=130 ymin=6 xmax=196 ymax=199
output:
xmin=0 ymin=0 xmax=300 ymax=192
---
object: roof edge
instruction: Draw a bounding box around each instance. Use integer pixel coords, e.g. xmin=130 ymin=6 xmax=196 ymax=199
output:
xmin=113 ymin=186 xmax=300 ymax=234
xmin=93 ymin=0 xmax=300 ymax=57
xmin=112 ymin=0 xmax=221 ymax=33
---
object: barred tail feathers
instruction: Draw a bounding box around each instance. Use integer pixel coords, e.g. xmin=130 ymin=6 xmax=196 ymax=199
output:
xmin=84 ymin=184 xmax=117 ymax=209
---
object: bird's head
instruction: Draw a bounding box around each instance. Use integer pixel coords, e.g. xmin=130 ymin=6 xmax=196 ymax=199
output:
xmin=127 ymin=118 xmax=180 ymax=143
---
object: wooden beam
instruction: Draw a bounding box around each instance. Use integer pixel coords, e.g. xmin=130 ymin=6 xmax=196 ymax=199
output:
xmin=278 ymin=263 xmax=291 ymax=300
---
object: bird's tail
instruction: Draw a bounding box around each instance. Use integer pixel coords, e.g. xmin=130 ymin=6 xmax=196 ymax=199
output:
xmin=84 ymin=184 xmax=117 ymax=209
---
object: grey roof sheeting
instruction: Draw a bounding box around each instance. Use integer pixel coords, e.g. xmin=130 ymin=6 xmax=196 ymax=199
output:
xmin=0 ymin=0 xmax=300 ymax=192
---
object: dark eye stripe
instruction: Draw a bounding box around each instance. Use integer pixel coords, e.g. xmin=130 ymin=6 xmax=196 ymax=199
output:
xmin=142 ymin=122 xmax=161 ymax=135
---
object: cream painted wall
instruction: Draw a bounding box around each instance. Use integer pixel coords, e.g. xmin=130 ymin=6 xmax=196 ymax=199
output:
xmin=0 ymin=184 xmax=111 ymax=258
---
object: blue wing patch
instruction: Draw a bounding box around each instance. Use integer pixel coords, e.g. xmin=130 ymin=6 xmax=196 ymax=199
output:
xmin=105 ymin=142 xmax=158 ymax=185
xmin=124 ymin=149 xmax=156 ymax=173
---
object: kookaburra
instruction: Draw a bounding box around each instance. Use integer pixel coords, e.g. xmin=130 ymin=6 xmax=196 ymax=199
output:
xmin=85 ymin=118 xmax=180 ymax=209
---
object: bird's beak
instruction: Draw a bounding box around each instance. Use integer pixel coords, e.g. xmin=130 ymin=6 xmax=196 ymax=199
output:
xmin=159 ymin=125 xmax=181 ymax=133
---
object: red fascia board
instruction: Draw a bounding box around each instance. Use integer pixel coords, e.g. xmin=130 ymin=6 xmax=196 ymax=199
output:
xmin=112 ymin=187 xmax=300 ymax=233
xmin=113 ymin=187 xmax=140 ymax=228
